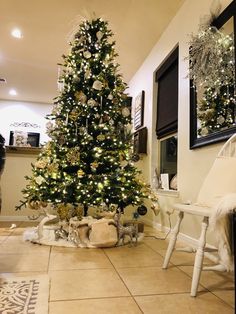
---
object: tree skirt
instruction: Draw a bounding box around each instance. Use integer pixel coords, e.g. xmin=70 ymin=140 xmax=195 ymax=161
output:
xmin=0 ymin=274 xmax=49 ymax=314
xmin=23 ymin=218 xmax=144 ymax=248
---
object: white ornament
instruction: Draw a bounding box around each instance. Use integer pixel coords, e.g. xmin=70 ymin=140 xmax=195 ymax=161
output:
xmin=83 ymin=51 xmax=91 ymax=59
xmin=87 ymin=98 xmax=97 ymax=107
xmin=217 ymin=115 xmax=225 ymax=124
xmin=92 ymin=80 xmax=103 ymax=90
xmin=126 ymin=123 xmax=132 ymax=131
xmin=122 ymin=107 xmax=130 ymax=117
xmin=96 ymin=31 xmax=103 ymax=41
xmin=35 ymin=176 xmax=45 ymax=185
xmin=85 ymin=69 xmax=91 ymax=79
xmin=108 ymin=94 xmax=113 ymax=100
xmin=46 ymin=121 xmax=54 ymax=131
xmin=109 ymin=119 xmax=114 ymax=125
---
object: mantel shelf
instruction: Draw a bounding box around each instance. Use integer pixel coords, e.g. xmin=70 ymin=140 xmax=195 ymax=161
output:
xmin=6 ymin=146 xmax=41 ymax=155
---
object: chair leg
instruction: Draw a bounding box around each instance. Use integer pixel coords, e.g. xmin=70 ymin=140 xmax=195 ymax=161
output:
xmin=190 ymin=216 xmax=208 ymax=297
xmin=163 ymin=211 xmax=184 ymax=269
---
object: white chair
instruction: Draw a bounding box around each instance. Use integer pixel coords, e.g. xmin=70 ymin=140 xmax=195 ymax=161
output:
xmin=162 ymin=133 xmax=236 ymax=297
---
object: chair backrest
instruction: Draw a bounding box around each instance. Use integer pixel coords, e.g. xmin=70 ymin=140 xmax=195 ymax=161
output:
xmin=196 ymin=133 xmax=236 ymax=208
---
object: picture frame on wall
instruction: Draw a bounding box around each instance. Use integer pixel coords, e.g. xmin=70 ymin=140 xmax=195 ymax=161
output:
xmin=134 ymin=90 xmax=145 ymax=130
xmin=9 ymin=131 xmax=40 ymax=147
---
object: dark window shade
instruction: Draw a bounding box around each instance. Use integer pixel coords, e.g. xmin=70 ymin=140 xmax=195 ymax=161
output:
xmin=156 ymin=47 xmax=178 ymax=139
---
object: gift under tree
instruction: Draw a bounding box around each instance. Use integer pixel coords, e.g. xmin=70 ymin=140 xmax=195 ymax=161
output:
xmin=17 ymin=17 xmax=147 ymax=220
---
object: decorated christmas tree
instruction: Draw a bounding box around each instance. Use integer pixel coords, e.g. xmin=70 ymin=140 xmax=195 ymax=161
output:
xmin=16 ymin=17 xmax=147 ymax=219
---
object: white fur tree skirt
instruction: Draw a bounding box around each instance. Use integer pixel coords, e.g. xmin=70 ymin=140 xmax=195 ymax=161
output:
xmin=23 ymin=216 xmax=144 ymax=248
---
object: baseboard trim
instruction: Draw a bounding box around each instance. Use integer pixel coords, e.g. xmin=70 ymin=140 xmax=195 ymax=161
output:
xmin=0 ymin=215 xmax=40 ymax=222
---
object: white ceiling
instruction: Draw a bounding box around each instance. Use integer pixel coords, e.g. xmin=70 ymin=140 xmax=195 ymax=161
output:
xmin=0 ymin=0 xmax=184 ymax=104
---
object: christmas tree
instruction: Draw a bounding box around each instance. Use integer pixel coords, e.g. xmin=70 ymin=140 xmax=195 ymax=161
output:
xmin=16 ymin=17 xmax=147 ymax=219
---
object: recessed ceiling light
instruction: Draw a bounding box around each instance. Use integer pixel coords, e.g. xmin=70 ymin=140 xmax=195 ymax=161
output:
xmin=9 ymin=89 xmax=17 ymax=96
xmin=11 ymin=28 xmax=23 ymax=39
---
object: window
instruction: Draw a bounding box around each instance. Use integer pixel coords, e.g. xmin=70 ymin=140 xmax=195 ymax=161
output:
xmin=159 ymin=134 xmax=177 ymax=189
xmin=155 ymin=46 xmax=178 ymax=139
xmin=155 ymin=46 xmax=179 ymax=190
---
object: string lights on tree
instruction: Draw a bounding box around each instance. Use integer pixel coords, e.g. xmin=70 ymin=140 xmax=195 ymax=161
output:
xmin=16 ymin=17 xmax=147 ymax=219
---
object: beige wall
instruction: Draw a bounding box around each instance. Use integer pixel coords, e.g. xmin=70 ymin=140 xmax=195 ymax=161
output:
xmin=1 ymin=152 xmax=38 ymax=217
xmin=128 ymin=0 xmax=232 ymax=244
xmin=0 ymin=100 xmax=52 ymax=218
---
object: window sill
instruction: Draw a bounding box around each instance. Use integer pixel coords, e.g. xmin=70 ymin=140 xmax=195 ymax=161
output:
xmin=157 ymin=189 xmax=179 ymax=198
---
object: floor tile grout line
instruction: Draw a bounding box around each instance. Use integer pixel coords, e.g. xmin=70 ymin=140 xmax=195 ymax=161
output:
xmin=210 ymin=290 xmax=235 ymax=309
xmin=1 ymin=225 xmax=234 ymax=312
xmin=173 ymin=262 xmax=235 ymax=306
xmin=47 ymin=245 xmax=52 ymax=273
xmin=102 ymin=248 xmax=144 ymax=314
xmin=142 ymin=238 xmax=170 ymax=260
xmin=48 ymin=265 xmax=114 ymax=272
xmin=49 ymin=295 xmax=139 ymax=303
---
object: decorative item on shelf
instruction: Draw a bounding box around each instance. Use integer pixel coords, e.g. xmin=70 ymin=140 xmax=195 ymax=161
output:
xmin=133 ymin=127 xmax=147 ymax=154
xmin=160 ymin=173 xmax=169 ymax=190
xmin=170 ymin=174 xmax=178 ymax=190
xmin=9 ymin=131 xmax=40 ymax=147
xmin=134 ymin=90 xmax=145 ymax=130
xmin=152 ymin=168 xmax=160 ymax=190
xmin=12 ymin=131 xmax=28 ymax=147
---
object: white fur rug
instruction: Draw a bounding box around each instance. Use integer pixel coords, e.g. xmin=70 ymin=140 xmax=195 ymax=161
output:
xmin=210 ymin=193 xmax=236 ymax=271
xmin=0 ymin=274 xmax=49 ymax=314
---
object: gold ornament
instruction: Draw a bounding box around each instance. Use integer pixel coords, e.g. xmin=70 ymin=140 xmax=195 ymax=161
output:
xmin=27 ymin=200 xmax=41 ymax=210
xmin=91 ymin=161 xmax=98 ymax=169
xmin=35 ymin=159 xmax=48 ymax=169
xmin=67 ymin=147 xmax=80 ymax=165
xmin=56 ymin=203 xmax=72 ymax=221
xmin=77 ymin=169 xmax=85 ymax=178
xmin=69 ymin=109 xmax=79 ymax=121
xmin=75 ymin=91 xmax=87 ymax=104
xmin=40 ymin=201 xmax=48 ymax=208
xmin=97 ymin=134 xmax=105 ymax=141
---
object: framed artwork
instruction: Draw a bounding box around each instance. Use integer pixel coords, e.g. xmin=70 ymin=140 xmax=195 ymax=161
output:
xmin=9 ymin=131 xmax=40 ymax=147
xmin=134 ymin=90 xmax=145 ymax=130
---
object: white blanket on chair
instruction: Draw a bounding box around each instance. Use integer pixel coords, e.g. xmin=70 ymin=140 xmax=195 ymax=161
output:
xmin=209 ymin=193 xmax=236 ymax=272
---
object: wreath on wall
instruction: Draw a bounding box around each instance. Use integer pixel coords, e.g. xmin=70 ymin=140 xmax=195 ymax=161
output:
xmin=187 ymin=21 xmax=235 ymax=136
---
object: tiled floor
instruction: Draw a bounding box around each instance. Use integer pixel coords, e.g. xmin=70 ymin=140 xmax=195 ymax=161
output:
xmin=0 ymin=222 xmax=234 ymax=313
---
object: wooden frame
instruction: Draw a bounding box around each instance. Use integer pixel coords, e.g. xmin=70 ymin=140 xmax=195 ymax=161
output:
xmin=190 ymin=1 xmax=236 ymax=149
xmin=134 ymin=90 xmax=145 ymax=130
